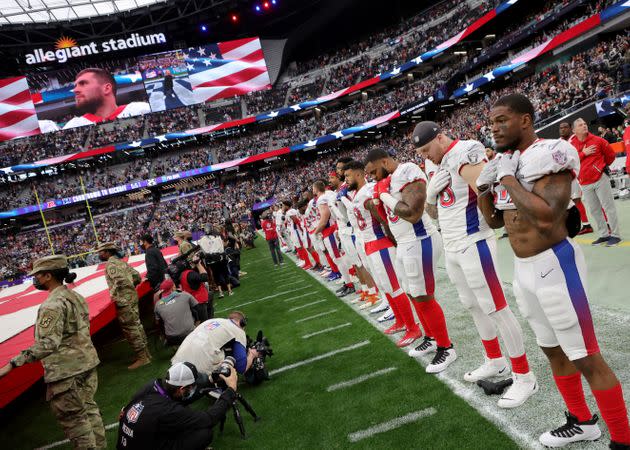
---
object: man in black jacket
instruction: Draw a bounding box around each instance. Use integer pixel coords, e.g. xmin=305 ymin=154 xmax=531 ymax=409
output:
xmin=117 ymin=361 xmax=237 ymax=449
xmin=141 ymin=234 xmax=168 ymax=291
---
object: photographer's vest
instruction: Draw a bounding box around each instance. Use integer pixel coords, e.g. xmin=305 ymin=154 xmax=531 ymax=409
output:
xmin=180 ymin=269 xmax=209 ymax=304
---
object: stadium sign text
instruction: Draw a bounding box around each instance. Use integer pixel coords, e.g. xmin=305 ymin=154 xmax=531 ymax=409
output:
xmin=24 ymin=33 xmax=167 ymax=65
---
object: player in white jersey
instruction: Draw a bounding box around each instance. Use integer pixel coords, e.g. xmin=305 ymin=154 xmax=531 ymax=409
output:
xmin=344 ymin=160 xmax=421 ymax=347
xmin=273 ymin=205 xmax=291 ymax=251
xmin=413 ymin=121 xmax=536 ymax=409
xmin=312 ymin=180 xmax=344 ymax=282
xmin=40 ymin=68 xmax=150 ymax=132
xmin=282 ymin=201 xmax=313 ymax=269
xmin=366 ymin=148 xmax=456 ymax=373
xmin=304 ymin=193 xmax=331 ymax=276
xmin=297 ymin=198 xmax=324 ymax=270
xmin=477 ymin=94 xmax=630 ymax=447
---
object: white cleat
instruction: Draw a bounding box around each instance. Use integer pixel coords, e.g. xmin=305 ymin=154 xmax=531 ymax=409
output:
xmin=463 ymin=356 xmax=509 ymax=382
xmin=426 ymin=346 xmax=457 ymax=374
xmin=539 ymin=412 xmax=601 ymax=447
xmin=359 ymin=300 xmax=375 ymax=310
xmin=497 ymin=371 xmax=538 ymax=408
xmin=377 ymin=309 xmax=395 ymax=322
xmin=370 ymin=299 xmax=389 ymax=314
xmin=408 ymin=336 xmax=437 ymax=357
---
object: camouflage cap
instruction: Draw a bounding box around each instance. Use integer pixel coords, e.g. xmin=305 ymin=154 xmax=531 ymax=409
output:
xmin=28 ymin=255 xmax=68 ymax=276
xmin=174 ymin=230 xmax=192 ymax=239
xmin=95 ymin=241 xmax=120 ymax=252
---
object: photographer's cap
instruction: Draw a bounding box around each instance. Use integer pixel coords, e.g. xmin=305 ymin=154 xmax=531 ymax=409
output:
xmin=166 ymin=362 xmax=198 ymax=387
xmin=412 ymin=121 xmax=441 ymax=148
xmin=174 ymin=230 xmax=192 ymax=239
xmin=95 ymin=241 xmax=119 ymax=252
xmin=29 ymin=255 xmax=68 ymax=276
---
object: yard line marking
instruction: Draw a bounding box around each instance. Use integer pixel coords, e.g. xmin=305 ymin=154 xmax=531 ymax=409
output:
xmin=216 ymin=286 xmax=310 ymax=312
xmin=327 ymin=367 xmax=397 ymax=392
xmin=276 ymin=280 xmax=303 ymax=287
xmin=284 ymin=292 xmax=318 ymax=302
xmin=302 ymin=322 xmax=352 ymax=339
xmin=39 ymin=423 xmax=119 ymax=449
xmin=272 ymin=275 xmax=295 ymax=282
xmin=295 ymin=309 xmax=338 ymax=323
xmin=347 ymin=408 xmax=437 ymax=442
xmin=289 ymin=299 xmax=327 ymax=311
xmin=269 ymin=340 xmax=370 ymax=376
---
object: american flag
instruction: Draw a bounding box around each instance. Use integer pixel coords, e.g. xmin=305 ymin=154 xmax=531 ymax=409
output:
xmin=185 ymin=37 xmax=271 ymax=104
xmin=0 ymin=76 xmax=40 ymax=142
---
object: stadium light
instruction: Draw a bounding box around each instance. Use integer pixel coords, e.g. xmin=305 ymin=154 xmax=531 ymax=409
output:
xmin=272 ymin=0 xmax=277 ymax=3
xmin=231 ymin=14 xmax=238 ymax=22
xmin=255 ymin=5 xmax=261 ymax=12
xmin=200 ymin=24 xmax=208 ymax=32
xmin=263 ymin=1 xmax=270 ymax=8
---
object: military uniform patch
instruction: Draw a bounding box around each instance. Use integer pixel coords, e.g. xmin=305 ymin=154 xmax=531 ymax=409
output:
xmin=39 ymin=314 xmax=55 ymax=328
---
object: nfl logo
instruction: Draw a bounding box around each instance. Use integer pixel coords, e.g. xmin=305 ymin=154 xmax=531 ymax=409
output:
xmin=552 ymin=149 xmax=567 ymax=165
xmin=205 ymin=320 xmax=221 ymax=331
xmin=126 ymin=402 xmax=144 ymax=424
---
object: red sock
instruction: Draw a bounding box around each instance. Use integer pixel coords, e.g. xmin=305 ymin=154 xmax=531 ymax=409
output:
xmin=348 ymin=266 xmax=356 ymax=277
xmin=553 ymin=372 xmax=592 ymax=422
xmin=509 ymin=354 xmax=530 ymax=374
xmin=575 ymin=200 xmax=588 ymax=223
xmin=412 ymin=301 xmax=432 ymax=337
xmin=392 ymin=293 xmax=419 ymax=333
xmin=385 ymin=293 xmax=403 ymax=327
xmin=324 ymin=253 xmax=339 ymax=273
xmin=308 ymin=249 xmax=321 ymax=265
xmin=482 ymin=338 xmax=502 ymax=359
xmin=416 ymin=299 xmax=452 ymax=348
xmin=593 ymin=383 xmax=630 ymax=445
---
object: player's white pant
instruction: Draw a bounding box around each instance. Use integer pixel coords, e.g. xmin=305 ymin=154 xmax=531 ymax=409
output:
xmin=512 ymin=238 xmax=599 ymax=361
xmin=339 ymin=230 xmax=360 ymax=268
xmin=311 ymin=233 xmax=328 ymax=267
xmin=445 ymin=237 xmax=507 ymax=315
xmin=366 ymin=245 xmax=402 ymax=295
xmin=394 ymin=233 xmax=443 ymax=298
xmin=323 ymin=231 xmax=348 ymax=279
xmin=355 ymin=235 xmax=370 ymax=269
xmin=290 ymin=226 xmax=304 ymax=250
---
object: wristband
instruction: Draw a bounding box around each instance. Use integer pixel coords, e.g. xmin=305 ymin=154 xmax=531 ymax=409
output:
xmin=380 ymin=192 xmax=399 ymax=212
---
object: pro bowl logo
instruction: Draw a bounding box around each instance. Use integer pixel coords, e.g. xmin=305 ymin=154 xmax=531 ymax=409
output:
xmin=439 ymin=187 xmax=456 ymax=208
xmin=204 ymin=320 xmax=221 ymax=331
xmin=126 ymin=402 xmax=144 ymax=423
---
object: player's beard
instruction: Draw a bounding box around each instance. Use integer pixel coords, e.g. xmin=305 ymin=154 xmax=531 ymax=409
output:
xmin=347 ymin=180 xmax=358 ymax=191
xmin=493 ymin=136 xmax=518 ymax=154
xmin=76 ymin=96 xmax=103 ymax=115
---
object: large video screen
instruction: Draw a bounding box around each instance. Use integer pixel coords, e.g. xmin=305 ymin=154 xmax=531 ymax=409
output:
xmin=0 ymin=37 xmax=270 ymax=142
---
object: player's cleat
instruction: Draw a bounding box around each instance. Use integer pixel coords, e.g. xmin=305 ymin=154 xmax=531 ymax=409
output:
xmin=370 ymin=299 xmax=389 ymax=314
xmin=591 ymin=236 xmax=610 ymax=246
xmin=497 ymin=371 xmax=538 ymax=408
xmin=408 ymin=336 xmax=437 ymax=357
xmin=426 ymin=345 xmax=457 ymax=373
xmin=338 ymin=285 xmax=355 ymax=298
xmin=538 ymin=412 xmax=601 ymax=448
xmin=606 ymin=237 xmax=622 ymax=247
xmin=396 ymin=329 xmax=422 ymax=347
xmin=359 ymin=299 xmax=377 ymax=310
xmin=364 ymin=293 xmax=379 ymax=305
xmin=377 ymin=309 xmax=395 ymax=322
xmin=463 ymin=356 xmax=509 ymax=382
xmin=577 ymin=224 xmax=593 ymax=235
xmin=335 ymin=285 xmax=347 ymax=294
xmin=383 ymin=322 xmax=406 ymax=335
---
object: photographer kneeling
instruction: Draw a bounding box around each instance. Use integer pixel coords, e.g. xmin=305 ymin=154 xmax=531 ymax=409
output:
xmin=117 ymin=361 xmax=237 ymax=450
xmin=172 ymin=312 xmax=258 ymax=376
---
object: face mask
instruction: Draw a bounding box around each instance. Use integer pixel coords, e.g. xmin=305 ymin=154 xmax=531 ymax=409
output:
xmin=182 ymin=385 xmax=196 ymax=401
xmin=33 ymin=278 xmax=47 ymax=291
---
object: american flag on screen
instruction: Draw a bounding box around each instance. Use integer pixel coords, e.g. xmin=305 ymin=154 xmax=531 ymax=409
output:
xmin=0 ymin=76 xmax=40 ymax=142
xmin=185 ymin=37 xmax=271 ymax=103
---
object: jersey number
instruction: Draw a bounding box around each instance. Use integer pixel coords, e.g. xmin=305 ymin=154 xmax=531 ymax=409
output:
xmin=354 ymin=208 xmax=367 ymax=230
xmin=439 ymin=187 xmax=456 ymax=208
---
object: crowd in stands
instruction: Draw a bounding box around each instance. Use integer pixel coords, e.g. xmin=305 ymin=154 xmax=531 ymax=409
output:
xmin=89 ymin=120 xmax=145 ymax=149
xmin=244 ymin=85 xmax=289 ymax=115
xmin=144 ymin=107 xmax=200 ymax=136
xmin=203 ymin=102 xmax=242 ymax=124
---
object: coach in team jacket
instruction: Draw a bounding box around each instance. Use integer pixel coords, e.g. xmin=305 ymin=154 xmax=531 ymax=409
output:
xmin=117 ymin=361 xmax=237 ymax=449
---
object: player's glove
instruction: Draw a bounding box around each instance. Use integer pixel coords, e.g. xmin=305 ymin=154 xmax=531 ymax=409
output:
xmin=426 ymin=169 xmax=451 ymax=205
xmin=372 ymin=176 xmax=392 ymax=204
xmin=497 ymin=150 xmax=520 ymax=182
xmin=476 ymin=158 xmax=500 ymax=190
xmin=337 ymin=186 xmax=349 ymax=201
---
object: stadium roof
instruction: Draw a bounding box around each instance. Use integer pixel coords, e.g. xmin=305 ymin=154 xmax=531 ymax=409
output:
xmin=0 ymin=0 xmax=168 ymax=25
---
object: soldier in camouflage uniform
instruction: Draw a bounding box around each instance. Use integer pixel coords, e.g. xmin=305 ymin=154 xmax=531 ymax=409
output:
xmin=0 ymin=255 xmax=106 ymax=449
xmin=96 ymin=242 xmax=151 ymax=370
xmin=174 ymin=230 xmax=194 ymax=256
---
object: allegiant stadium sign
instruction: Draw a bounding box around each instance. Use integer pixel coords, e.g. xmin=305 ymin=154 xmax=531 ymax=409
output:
xmin=24 ymin=32 xmax=167 ymax=65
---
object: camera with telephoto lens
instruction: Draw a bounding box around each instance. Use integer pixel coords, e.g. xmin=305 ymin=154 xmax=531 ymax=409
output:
xmin=245 ymin=331 xmax=273 ymax=385
xmin=166 ymin=244 xmax=201 ymax=285
xmin=211 ymin=356 xmax=236 ymax=389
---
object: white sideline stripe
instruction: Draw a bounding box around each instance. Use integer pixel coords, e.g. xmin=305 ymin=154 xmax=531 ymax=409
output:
xmin=216 ymin=286 xmax=310 ymax=312
xmin=284 ymin=251 xmax=542 ymax=450
xmin=327 ymin=367 xmax=397 ymax=392
xmin=289 ymin=299 xmax=327 ymax=311
xmin=302 ymin=322 xmax=352 ymax=339
xmin=38 ymin=423 xmax=119 ymax=449
xmin=295 ymin=309 xmax=338 ymax=323
xmin=347 ymin=408 xmax=437 ymax=442
xmin=283 ymin=292 xmax=318 ymax=302
xmin=269 ymin=340 xmax=370 ymax=376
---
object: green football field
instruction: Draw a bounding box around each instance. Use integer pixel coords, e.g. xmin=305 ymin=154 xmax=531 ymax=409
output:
xmin=2 ymin=199 xmax=630 ymax=449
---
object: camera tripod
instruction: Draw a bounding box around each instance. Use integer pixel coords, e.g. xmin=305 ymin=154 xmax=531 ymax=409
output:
xmin=209 ymin=389 xmax=260 ymax=439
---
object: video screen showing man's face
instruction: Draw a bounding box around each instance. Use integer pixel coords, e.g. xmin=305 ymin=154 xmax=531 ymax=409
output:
xmin=73 ymin=69 xmax=116 ymax=115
